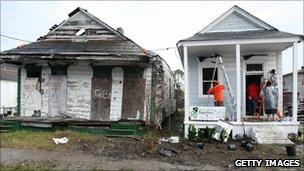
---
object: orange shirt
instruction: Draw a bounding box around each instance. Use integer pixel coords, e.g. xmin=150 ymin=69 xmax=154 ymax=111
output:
xmin=208 ymin=84 xmax=225 ymax=102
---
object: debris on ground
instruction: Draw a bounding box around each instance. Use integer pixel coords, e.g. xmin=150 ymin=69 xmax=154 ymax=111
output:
xmin=245 ymin=143 xmax=254 ymax=152
xmin=213 ymin=120 xmax=233 ymax=142
xmin=159 ymin=136 xmax=180 ymax=144
xmin=159 ymin=148 xmax=178 ymax=157
xmin=228 ymin=144 xmax=236 ymax=150
xmin=52 ymin=137 xmax=69 ymax=145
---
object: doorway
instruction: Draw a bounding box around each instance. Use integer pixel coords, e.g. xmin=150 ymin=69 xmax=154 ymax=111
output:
xmin=245 ymin=74 xmax=262 ymax=116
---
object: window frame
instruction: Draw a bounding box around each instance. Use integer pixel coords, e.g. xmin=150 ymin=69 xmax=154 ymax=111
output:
xmin=198 ymin=61 xmax=218 ymax=98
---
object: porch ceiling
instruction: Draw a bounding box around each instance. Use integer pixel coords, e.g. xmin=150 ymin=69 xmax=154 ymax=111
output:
xmin=188 ymin=42 xmax=293 ymax=56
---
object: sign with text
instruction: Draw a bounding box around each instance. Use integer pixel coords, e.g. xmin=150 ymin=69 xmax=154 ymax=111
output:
xmin=190 ymin=106 xmax=226 ymax=121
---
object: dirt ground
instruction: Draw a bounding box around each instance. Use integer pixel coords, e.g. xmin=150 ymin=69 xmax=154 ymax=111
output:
xmin=1 ymin=112 xmax=304 ymax=170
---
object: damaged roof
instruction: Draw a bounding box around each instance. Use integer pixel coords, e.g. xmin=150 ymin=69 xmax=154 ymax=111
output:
xmin=1 ymin=7 xmax=151 ymax=60
xmin=2 ymin=40 xmax=147 ymax=57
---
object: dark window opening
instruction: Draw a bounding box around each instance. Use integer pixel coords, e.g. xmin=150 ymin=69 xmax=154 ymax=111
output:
xmin=202 ymin=67 xmax=218 ymax=95
xmin=124 ymin=67 xmax=143 ymax=79
xmin=247 ymin=64 xmax=263 ymax=71
xmin=92 ymin=66 xmax=113 ymax=78
xmin=50 ymin=64 xmax=68 ymax=75
xmin=25 ymin=64 xmax=42 ymax=78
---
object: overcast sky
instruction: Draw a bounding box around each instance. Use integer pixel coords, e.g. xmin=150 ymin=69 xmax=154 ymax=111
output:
xmin=1 ymin=1 xmax=303 ymax=74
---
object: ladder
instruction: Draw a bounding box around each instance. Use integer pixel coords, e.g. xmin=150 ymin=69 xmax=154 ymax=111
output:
xmin=211 ymin=56 xmax=237 ymax=119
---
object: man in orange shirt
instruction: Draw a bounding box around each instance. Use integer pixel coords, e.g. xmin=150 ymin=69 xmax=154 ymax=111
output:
xmin=208 ymin=81 xmax=225 ymax=106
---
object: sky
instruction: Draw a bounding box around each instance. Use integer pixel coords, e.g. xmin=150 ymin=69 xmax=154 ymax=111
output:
xmin=1 ymin=1 xmax=303 ymax=74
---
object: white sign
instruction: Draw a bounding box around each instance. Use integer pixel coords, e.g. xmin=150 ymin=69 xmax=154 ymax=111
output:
xmin=189 ymin=106 xmax=226 ymax=121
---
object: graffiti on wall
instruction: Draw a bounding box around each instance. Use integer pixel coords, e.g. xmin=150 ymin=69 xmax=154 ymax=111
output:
xmin=94 ymin=89 xmax=111 ymax=99
xmin=50 ymin=76 xmax=67 ymax=117
xmin=23 ymin=78 xmax=41 ymax=116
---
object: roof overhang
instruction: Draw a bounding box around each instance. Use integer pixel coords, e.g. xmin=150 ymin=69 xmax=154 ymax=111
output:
xmin=177 ymin=36 xmax=303 ymax=48
xmin=177 ymin=36 xmax=303 ymax=65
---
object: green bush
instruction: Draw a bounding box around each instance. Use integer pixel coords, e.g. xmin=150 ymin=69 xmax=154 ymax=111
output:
xmin=187 ymin=124 xmax=197 ymax=142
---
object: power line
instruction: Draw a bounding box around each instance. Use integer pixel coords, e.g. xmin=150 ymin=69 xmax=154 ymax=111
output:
xmin=1 ymin=34 xmax=32 ymax=43
xmin=151 ymin=47 xmax=176 ymax=51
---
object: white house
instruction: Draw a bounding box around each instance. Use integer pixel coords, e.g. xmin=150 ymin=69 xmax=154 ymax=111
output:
xmin=0 ymin=63 xmax=18 ymax=115
xmin=177 ymin=5 xmax=303 ymax=144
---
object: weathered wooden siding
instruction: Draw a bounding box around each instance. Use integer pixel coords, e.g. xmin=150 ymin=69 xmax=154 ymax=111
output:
xmin=121 ymin=78 xmax=146 ymax=120
xmin=109 ymin=67 xmax=124 ymax=121
xmin=91 ymin=77 xmax=112 ymax=120
xmin=143 ymin=67 xmax=152 ymax=123
xmin=49 ymin=75 xmax=67 ymax=117
xmin=41 ymin=66 xmax=51 ymax=117
xmin=22 ymin=78 xmax=41 ymax=116
xmin=67 ymin=62 xmax=92 ymax=119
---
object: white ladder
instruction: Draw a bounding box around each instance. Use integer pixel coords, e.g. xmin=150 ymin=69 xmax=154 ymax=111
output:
xmin=217 ymin=56 xmax=237 ymax=119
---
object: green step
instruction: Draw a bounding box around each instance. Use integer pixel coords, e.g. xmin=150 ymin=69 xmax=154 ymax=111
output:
xmin=106 ymin=129 xmax=137 ymax=136
xmin=0 ymin=125 xmax=12 ymax=130
xmin=0 ymin=121 xmax=21 ymax=131
xmin=110 ymin=123 xmax=138 ymax=130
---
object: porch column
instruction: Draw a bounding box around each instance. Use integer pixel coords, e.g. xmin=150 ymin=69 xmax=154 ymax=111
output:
xmin=292 ymin=42 xmax=298 ymax=122
xmin=184 ymin=46 xmax=189 ymax=124
xmin=236 ymin=44 xmax=241 ymax=122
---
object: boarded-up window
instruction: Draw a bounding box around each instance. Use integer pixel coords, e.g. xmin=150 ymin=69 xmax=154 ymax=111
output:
xmin=202 ymin=68 xmax=218 ymax=95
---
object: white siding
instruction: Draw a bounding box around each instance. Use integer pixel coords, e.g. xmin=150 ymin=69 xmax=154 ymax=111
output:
xmin=109 ymin=67 xmax=124 ymax=121
xmin=67 ymin=63 xmax=92 ymax=119
xmin=0 ymin=81 xmax=17 ymax=108
xmin=41 ymin=66 xmax=51 ymax=117
xmin=187 ymin=51 xmax=283 ymax=117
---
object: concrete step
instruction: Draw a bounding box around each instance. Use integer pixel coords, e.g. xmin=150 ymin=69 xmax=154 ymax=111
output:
xmin=252 ymin=127 xmax=294 ymax=145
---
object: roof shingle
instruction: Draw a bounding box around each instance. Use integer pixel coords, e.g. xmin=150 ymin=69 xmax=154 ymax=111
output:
xmin=179 ymin=30 xmax=302 ymax=42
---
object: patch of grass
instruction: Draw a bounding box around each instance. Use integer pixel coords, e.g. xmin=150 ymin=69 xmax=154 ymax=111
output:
xmin=0 ymin=161 xmax=55 ymax=171
xmin=0 ymin=130 xmax=101 ymax=150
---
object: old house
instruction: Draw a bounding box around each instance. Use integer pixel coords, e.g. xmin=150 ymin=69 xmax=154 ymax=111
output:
xmin=0 ymin=7 xmax=175 ymax=126
xmin=283 ymin=66 xmax=304 ymax=104
xmin=177 ymin=5 xmax=303 ymax=143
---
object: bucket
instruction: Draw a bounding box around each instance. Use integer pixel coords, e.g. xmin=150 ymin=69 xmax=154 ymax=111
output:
xmin=197 ymin=142 xmax=204 ymax=149
xmin=285 ymin=145 xmax=296 ymax=156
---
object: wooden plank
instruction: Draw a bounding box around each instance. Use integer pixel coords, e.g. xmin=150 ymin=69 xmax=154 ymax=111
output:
xmin=121 ymin=78 xmax=146 ymax=120
xmin=91 ymin=77 xmax=112 ymax=121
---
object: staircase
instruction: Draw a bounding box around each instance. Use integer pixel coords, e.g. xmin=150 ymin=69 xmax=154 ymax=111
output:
xmin=251 ymin=127 xmax=293 ymax=144
xmin=106 ymin=122 xmax=141 ymax=137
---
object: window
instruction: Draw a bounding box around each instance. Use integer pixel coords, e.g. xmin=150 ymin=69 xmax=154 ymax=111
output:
xmin=246 ymin=64 xmax=263 ymax=71
xmin=202 ymin=67 xmax=218 ymax=95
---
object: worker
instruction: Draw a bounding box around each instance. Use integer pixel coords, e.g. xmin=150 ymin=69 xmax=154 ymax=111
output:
xmin=208 ymin=81 xmax=225 ymax=106
xmin=268 ymin=69 xmax=278 ymax=86
xmin=246 ymin=82 xmax=260 ymax=116
xmin=261 ymin=80 xmax=279 ymax=121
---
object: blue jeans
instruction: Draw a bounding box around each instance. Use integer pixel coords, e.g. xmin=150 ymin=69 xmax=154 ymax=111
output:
xmin=248 ymin=99 xmax=257 ymax=115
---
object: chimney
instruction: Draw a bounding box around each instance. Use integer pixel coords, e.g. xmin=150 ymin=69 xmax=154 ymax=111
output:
xmin=117 ymin=27 xmax=124 ymax=35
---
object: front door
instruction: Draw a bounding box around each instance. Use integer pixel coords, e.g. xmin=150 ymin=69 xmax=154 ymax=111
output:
xmin=91 ymin=77 xmax=112 ymax=120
